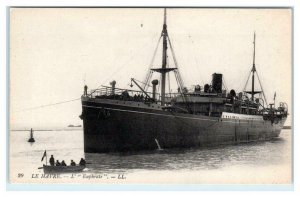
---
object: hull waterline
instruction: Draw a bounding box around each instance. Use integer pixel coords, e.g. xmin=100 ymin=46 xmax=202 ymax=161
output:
xmin=81 ymin=98 xmax=286 ymax=153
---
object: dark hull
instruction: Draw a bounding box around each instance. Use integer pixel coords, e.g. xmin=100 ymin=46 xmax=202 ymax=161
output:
xmin=81 ymin=98 xmax=286 ymax=153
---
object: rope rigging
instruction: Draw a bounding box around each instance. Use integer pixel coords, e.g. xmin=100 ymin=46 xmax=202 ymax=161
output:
xmin=14 ymin=97 xmax=81 ymax=113
xmin=186 ymin=35 xmax=205 ymax=85
xmin=138 ymin=21 xmax=191 ymax=111
xmin=14 ymin=35 xmax=160 ymax=114
xmin=222 ymin=76 xmax=229 ymax=92
xmin=143 ymin=36 xmax=162 ymax=91
xmin=167 ymin=36 xmax=186 ymax=91
xmin=241 ymin=33 xmax=269 ymax=108
xmin=131 ymin=78 xmax=152 ymax=88
xmin=167 ymin=61 xmax=171 ymax=94
xmin=96 ymin=32 xmax=160 ymax=90
xmin=242 ymin=69 xmax=254 ymax=92
xmin=256 ymin=71 xmax=268 ymax=106
xmin=242 ymin=67 xmax=268 ymax=107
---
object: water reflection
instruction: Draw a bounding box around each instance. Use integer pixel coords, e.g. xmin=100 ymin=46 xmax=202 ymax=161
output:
xmin=85 ymin=136 xmax=288 ymax=173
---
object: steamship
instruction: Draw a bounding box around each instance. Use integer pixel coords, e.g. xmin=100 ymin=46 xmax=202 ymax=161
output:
xmin=80 ymin=9 xmax=288 ymax=153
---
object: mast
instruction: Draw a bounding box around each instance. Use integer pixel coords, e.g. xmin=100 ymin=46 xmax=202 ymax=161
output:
xmin=150 ymin=9 xmax=180 ymax=106
xmin=161 ymin=8 xmax=168 ymax=106
xmin=251 ymin=32 xmax=256 ymax=101
xmin=243 ymin=33 xmax=268 ymax=106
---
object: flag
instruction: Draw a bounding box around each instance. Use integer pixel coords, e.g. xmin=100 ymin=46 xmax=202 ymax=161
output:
xmin=41 ymin=150 xmax=47 ymax=161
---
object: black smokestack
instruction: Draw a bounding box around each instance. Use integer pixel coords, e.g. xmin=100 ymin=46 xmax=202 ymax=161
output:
xmin=212 ymin=73 xmax=222 ymax=93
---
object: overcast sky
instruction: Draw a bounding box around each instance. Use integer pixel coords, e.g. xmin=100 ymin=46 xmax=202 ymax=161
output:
xmin=10 ymin=8 xmax=292 ymax=129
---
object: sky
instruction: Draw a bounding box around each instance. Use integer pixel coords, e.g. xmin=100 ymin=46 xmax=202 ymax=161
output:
xmin=10 ymin=8 xmax=292 ymax=129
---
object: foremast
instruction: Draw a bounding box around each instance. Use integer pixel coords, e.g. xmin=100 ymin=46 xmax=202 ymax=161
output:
xmin=251 ymin=32 xmax=256 ymax=101
xmin=139 ymin=9 xmax=187 ymax=109
xmin=149 ymin=8 xmax=178 ymax=106
xmin=161 ymin=8 xmax=168 ymax=106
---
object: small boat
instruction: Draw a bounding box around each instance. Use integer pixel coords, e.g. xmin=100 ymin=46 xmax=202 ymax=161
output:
xmin=42 ymin=164 xmax=86 ymax=173
xmin=28 ymin=128 xmax=35 ymax=143
xmin=39 ymin=151 xmax=87 ymax=173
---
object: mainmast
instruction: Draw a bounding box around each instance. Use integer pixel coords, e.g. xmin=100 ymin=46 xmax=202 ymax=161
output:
xmin=161 ymin=8 xmax=168 ymax=106
xmin=243 ymin=32 xmax=268 ymax=106
xmin=251 ymin=32 xmax=256 ymax=101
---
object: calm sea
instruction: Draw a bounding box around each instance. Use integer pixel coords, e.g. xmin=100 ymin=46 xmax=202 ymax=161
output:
xmin=9 ymin=129 xmax=292 ymax=184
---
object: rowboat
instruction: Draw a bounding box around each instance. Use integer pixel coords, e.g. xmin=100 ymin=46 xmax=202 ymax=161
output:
xmin=42 ymin=164 xmax=86 ymax=173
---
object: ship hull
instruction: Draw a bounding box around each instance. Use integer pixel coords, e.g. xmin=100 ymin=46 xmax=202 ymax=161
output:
xmin=81 ymin=98 xmax=286 ymax=153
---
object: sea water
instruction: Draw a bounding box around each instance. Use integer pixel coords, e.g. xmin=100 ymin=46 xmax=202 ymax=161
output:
xmin=9 ymin=129 xmax=292 ymax=184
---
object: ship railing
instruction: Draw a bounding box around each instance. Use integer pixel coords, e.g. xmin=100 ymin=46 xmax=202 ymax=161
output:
xmin=87 ymin=86 xmax=161 ymax=102
xmin=86 ymin=86 xmax=184 ymax=104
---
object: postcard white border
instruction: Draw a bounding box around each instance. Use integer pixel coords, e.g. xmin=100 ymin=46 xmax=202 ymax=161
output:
xmin=1 ymin=0 xmax=299 ymax=196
